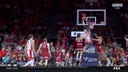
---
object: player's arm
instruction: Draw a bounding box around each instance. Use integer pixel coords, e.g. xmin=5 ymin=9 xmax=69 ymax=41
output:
xmin=92 ymin=38 xmax=99 ymax=41
xmin=80 ymin=37 xmax=84 ymax=41
xmin=81 ymin=34 xmax=85 ymax=40
xmin=36 ymin=43 xmax=42 ymax=56
xmin=75 ymin=37 xmax=77 ymax=41
xmin=47 ymin=43 xmax=52 ymax=59
xmin=81 ymin=16 xmax=86 ymax=24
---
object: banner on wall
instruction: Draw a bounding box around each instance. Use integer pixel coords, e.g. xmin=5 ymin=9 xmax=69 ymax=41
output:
xmin=81 ymin=53 xmax=98 ymax=66
xmin=71 ymin=31 xmax=85 ymax=37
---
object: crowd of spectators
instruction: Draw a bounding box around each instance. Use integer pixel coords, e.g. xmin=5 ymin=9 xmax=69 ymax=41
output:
xmin=0 ymin=25 xmax=128 ymax=67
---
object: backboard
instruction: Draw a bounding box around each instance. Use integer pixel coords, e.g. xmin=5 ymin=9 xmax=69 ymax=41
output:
xmin=77 ymin=9 xmax=106 ymax=26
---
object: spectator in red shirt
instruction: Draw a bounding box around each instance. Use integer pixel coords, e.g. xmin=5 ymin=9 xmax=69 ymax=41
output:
xmin=36 ymin=35 xmax=42 ymax=46
xmin=0 ymin=48 xmax=6 ymax=62
xmin=61 ymin=35 xmax=68 ymax=51
xmin=1 ymin=48 xmax=6 ymax=57
xmin=65 ymin=49 xmax=73 ymax=66
xmin=18 ymin=37 xmax=25 ymax=47
xmin=55 ymin=48 xmax=65 ymax=67
xmin=55 ymin=37 xmax=62 ymax=49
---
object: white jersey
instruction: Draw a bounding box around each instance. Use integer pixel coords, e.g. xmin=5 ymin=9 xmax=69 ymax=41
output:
xmin=83 ymin=31 xmax=92 ymax=44
xmin=86 ymin=34 xmax=91 ymax=43
xmin=25 ymin=39 xmax=34 ymax=60
xmin=26 ymin=39 xmax=32 ymax=50
xmin=89 ymin=23 xmax=94 ymax=29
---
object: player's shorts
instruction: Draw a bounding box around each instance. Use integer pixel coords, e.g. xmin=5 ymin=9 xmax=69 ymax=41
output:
xmin=27 ymin=50 xmax=34 ymax=60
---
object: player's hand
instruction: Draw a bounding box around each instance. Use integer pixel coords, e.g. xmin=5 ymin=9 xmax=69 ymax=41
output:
xmin=94 ymin=33 xmax=97 ymax=36
xmin=81 ymin=16 xmax=86 ymax=20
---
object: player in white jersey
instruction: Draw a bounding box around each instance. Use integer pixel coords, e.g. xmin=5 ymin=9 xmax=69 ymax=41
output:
xmin=83 ymin=28 xmax=93 ymax=44
xmin=82 ymin=28 xmax=93 ymax=53
xmin=24 ymin=34 xmax=35 ymax=66
xmin=88 ymin=21 xmax=94 ymax=38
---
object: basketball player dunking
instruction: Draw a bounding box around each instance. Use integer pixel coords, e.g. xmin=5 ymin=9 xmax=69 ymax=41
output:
xmin=82 ymin=28 xmax=93 ymax=52
xmin=24 ymin=34 xmax=35 ymax=66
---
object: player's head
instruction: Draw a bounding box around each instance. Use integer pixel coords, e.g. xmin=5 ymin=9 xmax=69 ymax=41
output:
xmin=97 ymin=34 xmax=102 ymax=38
xmin=81 ymin=13 xmax=86 ymax=20
xmin=43 ymin=38 xmax=47 ymax=42
xmin=126 ymin=35 xmax=128 ymax=38
xmin=77 ymin=33 xmax=81 ymax=38
xmin=28 ymin=34 xmax=34 ymax=39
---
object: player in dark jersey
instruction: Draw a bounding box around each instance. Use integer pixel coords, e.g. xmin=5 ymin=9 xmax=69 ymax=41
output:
xmin=93 ymin=34 xmax=104 ymax=54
